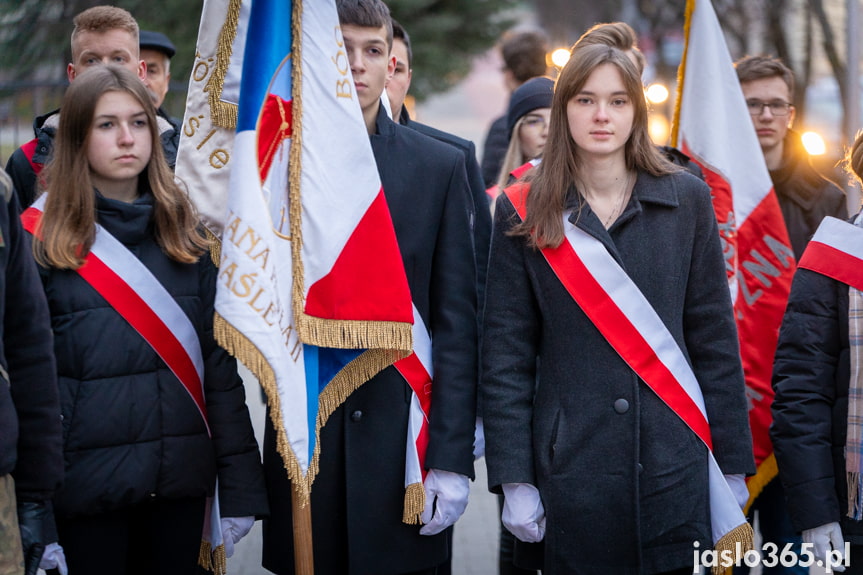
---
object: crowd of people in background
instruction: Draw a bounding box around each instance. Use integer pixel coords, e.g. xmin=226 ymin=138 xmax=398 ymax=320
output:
xmin=1 ymin=0 xmax=862 ymax=574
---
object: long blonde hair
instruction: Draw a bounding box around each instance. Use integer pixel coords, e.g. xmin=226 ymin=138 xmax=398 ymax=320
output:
xmin=496 ymin=115 xmax=533 ymax=191
xmin=512 ymin=44 xmax=674 ymax=248
xmin=34 ymin=65 xmax=207 ymax=269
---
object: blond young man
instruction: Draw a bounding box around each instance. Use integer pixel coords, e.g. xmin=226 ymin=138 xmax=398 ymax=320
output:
xmin=5 ymin=6 xmax=179 ymax=208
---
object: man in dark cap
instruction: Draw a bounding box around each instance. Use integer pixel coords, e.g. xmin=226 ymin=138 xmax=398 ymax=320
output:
xmin=139 ymin=30 xmax=175 ymax=110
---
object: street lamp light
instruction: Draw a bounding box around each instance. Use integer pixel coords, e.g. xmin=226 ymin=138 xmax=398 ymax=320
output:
xmin=645 ymin=83 xmax=669 ymax=105
xmin=801 ymin=131 xmax=827 ymax=156
xmin=550 ymin=48 xmax=571 ymax=68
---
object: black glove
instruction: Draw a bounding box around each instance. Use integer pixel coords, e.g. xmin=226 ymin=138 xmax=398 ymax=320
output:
xmin=17 ymin=500 xmax=53 ymax=575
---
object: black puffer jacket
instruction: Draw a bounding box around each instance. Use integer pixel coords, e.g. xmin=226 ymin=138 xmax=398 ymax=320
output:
xmin=770 ymin=130 xmax=847 ymax=260
xmin=6 ymin=108 xmax=179 ymax=209
xmin=0 ymin=170 xmax=62 ymax=502
xmin=35 ymin=191 xmax=267 ymax=519
xmin=771 ymin=256 xmax=863 ymax=544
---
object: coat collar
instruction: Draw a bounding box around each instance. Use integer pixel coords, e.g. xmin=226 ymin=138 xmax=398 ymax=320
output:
xmin=372 ymin=103 xmax=397 ymax=138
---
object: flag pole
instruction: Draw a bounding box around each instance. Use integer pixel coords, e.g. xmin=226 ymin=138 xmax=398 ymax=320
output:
xmin=291 ymin=486 xmax=315 ymax=574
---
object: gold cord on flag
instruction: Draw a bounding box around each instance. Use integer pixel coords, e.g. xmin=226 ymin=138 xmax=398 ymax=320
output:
xmin=206 ymin=0 xmax=243 ymax=129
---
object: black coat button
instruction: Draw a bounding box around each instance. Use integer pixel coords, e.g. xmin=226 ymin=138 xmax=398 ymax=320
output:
xmin=351 ymin=410 xmax=363 ymax=422
xmin=637 ymin=463 xmax=644 ymax=474
xmin=613 ymin=398 xmax=630 ymax=414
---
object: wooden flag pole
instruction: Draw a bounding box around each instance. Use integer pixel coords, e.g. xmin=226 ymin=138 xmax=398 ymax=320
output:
xmin=292 ymin=487 xmax=314 ymax=574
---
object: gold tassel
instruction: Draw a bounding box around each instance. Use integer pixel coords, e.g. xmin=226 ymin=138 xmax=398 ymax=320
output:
xmin=713 ymin=522 xmax=754 ymax=575
xmin=403 ymin=482 xmax=426 ymax=525
xmin=198 ymin=540 xmax=212 ymax=571
xmin=197 ymin=540 xmax=228 ymax=575
xmin=206 ymin=228 xmax=221 ymax=267
xmin=212 ymin=544 xmax=227 ymax=575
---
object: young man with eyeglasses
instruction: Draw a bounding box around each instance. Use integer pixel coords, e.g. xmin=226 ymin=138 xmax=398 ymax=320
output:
xmin=731 ymin=55 xmax=847 ymax=575
xmin=736 ymin=55 xmax=846 ymax=259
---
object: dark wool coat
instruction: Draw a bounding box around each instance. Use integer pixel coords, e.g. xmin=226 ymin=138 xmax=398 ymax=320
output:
xmin=35 ymin=192 xmax=267 ymax=520
xmin=0 ymin=172 xmax=62 ymax=502
xmin=481 ymin=114 xmax=510 ymax=188
xmin=482 ymin=170 xmax=755 ymax=574
xmin=771 ymin=252 xmax=863 ymax=544
xmin=399 ymin=106 xmax=492 ymax=309
xmin=770 ymin=130 xmax=847 ymax=260
xmin=262 ymin=108 xmax=478 ymax=575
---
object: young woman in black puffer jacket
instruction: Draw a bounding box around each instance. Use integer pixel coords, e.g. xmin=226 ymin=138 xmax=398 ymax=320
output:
xmin=24 ymin=65 xmax=268 ymax=575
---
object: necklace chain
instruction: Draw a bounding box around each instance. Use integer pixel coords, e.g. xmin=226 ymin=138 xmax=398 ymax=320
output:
xmin=603 ymin=171 xmax=632 ymax=228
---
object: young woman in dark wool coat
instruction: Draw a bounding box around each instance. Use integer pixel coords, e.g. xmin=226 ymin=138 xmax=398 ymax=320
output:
xmin=481 ymin=43 xmax=755 ymax=574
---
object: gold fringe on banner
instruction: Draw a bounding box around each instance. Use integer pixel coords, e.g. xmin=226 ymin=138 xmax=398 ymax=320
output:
xmin=214 ymin=312 xmax=313 ymax=503
xmin=206 ymin=0 xmax=243 ymax=129
xmin=299 ymin=314 xmax=413 ymax=352
xmin=713 ymin=521 xmax=754 ymax=575
xmin=403 ymin=482 xmax=426 ymax=525
xmin=317 ymin=348 xmax=408 ymax=425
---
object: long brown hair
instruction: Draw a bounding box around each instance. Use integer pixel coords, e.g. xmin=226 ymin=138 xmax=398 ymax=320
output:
xmin=512 ymin=44 xmax=674 ymax=248
xmin=35 ymin=65 xmax=207 ymax=269
xmin=843 ymin=130 xmax=863 ymax=188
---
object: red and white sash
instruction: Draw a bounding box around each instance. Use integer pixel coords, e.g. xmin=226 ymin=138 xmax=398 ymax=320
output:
xmin=22 ymin=195 xmax=208 ymax=432
xmin=798 ymin=216 xmax=863 ymax=290
xmin=22 ymin=195 xmax=227 ymax=572
xmin=504 ymin=187 xmax=749 ymax=548
xmin=393 ymin=304 xmax=433 ymax=524
xmin=486 ymin=158 xmax=541 ymax=201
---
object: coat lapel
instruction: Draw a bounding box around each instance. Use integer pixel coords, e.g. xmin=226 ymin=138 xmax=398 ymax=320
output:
xmin=567 ymin=171 xmax=681 ymax=269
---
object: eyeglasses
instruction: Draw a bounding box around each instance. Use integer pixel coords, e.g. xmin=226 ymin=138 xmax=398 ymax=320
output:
xmin=746 ymin=100 xmax=792 ymax=116
xmin=521 ymin=114 xmax=548 ymax=130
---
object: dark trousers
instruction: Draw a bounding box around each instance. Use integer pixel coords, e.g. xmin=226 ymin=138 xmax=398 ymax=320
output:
xmin=54 ymin=496 xmax=206 ymax=575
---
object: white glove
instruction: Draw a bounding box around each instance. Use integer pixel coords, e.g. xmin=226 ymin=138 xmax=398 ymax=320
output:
xmin=501 ymin=482 xmax=546 ymax=543
xmin=419 ymin=469 xmax=470 ymax=536
xmin=473 ymin=417 xmax=485 ymax=460
xmin=39 ymin=542 xmax=68 ymax=575
xmin=724 ymin=474 xmax=749 ymax=509
xmin=220 ymin=516 xmax=255 ymax=558
xmin=803 ymin=521 xmax=846 ymax=572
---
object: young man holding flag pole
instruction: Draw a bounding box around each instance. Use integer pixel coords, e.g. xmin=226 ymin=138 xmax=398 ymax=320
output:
xmin=177 ymin=0 xmax=477 ymax=572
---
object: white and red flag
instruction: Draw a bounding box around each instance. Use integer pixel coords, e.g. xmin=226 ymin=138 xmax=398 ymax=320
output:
xmin=672 ymin=0 xmax=796 ymax=506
